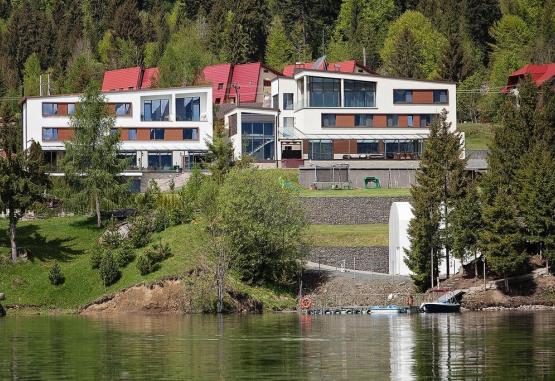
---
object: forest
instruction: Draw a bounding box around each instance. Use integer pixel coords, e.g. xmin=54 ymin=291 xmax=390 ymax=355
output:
xmin=0 ymin=0 xmax=553 ymax=121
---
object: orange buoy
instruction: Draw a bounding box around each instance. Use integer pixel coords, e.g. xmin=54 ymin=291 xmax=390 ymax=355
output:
xmin=300 ymin=297 xmax=313 ymax=309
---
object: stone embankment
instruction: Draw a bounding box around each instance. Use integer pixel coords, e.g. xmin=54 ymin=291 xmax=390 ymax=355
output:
xmin=308 ymin=247 xmax=389 ymax=273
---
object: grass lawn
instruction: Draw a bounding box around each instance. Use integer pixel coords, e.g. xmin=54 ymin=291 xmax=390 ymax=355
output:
xmin=0 ymin=216 xmax=295 ymax=310
xmin=459 ymin=123 xmax=495 ymax=150
xmin=306 ymin=224 xmax=388 ymax=247
xmin=299 ymin=188 xmax=411 ymax=197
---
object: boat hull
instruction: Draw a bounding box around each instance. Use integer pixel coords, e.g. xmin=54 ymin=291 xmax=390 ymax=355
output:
xmin=420 ymin=302 xmax=461 ymax=313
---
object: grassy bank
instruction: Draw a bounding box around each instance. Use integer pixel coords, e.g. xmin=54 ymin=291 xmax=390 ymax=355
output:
xmin=0 ymin=216 xmax=295 ymax=310
xmin=306 ymin=224 xmax=388 ymax=247
xmin=459 ymin=123 xmax=495 ymax=150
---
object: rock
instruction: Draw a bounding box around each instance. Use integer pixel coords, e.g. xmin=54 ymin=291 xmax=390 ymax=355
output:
xmin=0 ymin=293 xmax=4 ymax=300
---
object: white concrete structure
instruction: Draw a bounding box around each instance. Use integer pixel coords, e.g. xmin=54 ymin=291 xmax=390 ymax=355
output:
xmin=389 ymin=202 xmax=414 ymax=276
xmin=22 ymin=86 xmax=213 ymax=173
xmin=225 ymin=69 xmax=458 ymax=166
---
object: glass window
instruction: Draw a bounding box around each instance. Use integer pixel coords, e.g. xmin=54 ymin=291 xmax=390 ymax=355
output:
xmin=241 ymin=122 xmax=275 ymax=161
xmin=393 ymin=90 xmax=413 ymax=103
xmin=283 ymin=93 xmax=294 ymax=110
xmin=308 ymin=77 xmax=340 ymax=107
xmin=420 ymin=114 xmax=433 ymax=127
xmin=176 ymin=97 xmax=200 ymax=121
xmin=68 ymin=103 xmax=76 ymax=116
xmin=354 ymin=114 xmax=373 ymax=127
xmin=433 ymin=90 xmax=448 ymax=104
xmin=308 ymin=140 xmax=333 ymax=160
xmin=407 ymin=115 xmax=414 ymax=127
xmin=115 ymin=103 xmax=131 ymax=116
xmin=357 ymin=140 xmax=379 ymax=154
xmin=42 ymin=128 xmax=58 ymax=141
xmin=142 ymin=99 xmax=169 ymax=121
xmin=321 ymin=114 xmax=336 ymax=127
xmin=272 ymin=94 xmax=278 ymax=109
xmin=283 ymin=117 xmax=294 ymax=138
xmin=128 ymin=129 xmax=137 ymax=140
xmin=387 ymin=115 xmax=398 ymax=127
xmin=344 ymin=80 xmax=376 ymax=107
xmin=148 ymin=152 xmax=172 ymax=170
xmin=183 ymin=128 xmax=199 ymax=140
xmin=150 ymin=128 xmax=165 ymax=140
xmin=42 ymin=103 xmax=58 ymax=116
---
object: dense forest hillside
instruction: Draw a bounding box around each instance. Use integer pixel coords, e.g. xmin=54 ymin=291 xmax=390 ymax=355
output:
xmin=0 ymin=0 xmax=553 ymax=121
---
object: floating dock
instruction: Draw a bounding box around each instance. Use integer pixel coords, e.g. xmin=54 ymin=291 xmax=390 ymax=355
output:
xmin=304 ymin=306 xmax=420 ymax=315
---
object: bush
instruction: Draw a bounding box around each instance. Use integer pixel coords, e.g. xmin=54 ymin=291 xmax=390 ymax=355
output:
xmin=136 ymin=252 xmax=157 ymax=275
xmin=128 ymin=215 xmax=152 ymax=248
xmin=90 ymin=246 xmax=104 ymax=269
xmin=99 ymin=251 xmax=120 ymax=286
xmin=114 ymin=243 xmax=135 ymax=268
xmin=48 ymin=262 xmax=65 ymax=286
xmin=136 ymin=240 xmax=172 ymax=275
xmin=153 ymin=208 xmax=171 ymax=232
xmin=102 ymin=219 xmax=123 ymax=249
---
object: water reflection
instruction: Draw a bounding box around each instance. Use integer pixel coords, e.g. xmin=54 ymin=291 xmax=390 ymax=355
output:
xmin=1 ymin=312 xmax=555 ymax=380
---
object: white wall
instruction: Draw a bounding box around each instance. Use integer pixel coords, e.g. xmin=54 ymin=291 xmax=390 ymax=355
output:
xmin=389 ymin=202 xmax=413 ymax=276
xmin=22 ymin=87 xmax=213 ymax=163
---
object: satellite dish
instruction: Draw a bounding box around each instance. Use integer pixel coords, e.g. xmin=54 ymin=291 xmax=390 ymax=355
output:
xmin=312 ymin=55 xmax=327 ymax=71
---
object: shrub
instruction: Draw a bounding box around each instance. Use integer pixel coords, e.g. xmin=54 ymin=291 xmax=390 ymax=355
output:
xmin=48 ymin=262 xmax=65 ymax=286
xmin=99 ymin=251 xmax=120 ymax=286
xmin=152 ymin=208 xmax=171 ymax=232
xmin=136 ymin=241 xmax=172 ymax=275
xmin=90 ymin=246 xmax=104 ymax=269
xmin=128 ymin=215 xmax=152 ymax=248
xmin=114 ymin=243 xmax=135 ymax=268
xmin=102 ymin=219 xmax=123 ymax=249
xmin=136 ymin=252 xmax=157 ymax=275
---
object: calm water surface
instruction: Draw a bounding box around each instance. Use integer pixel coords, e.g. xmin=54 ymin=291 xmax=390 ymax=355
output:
xmin=1 ymin=311 xmax=555 ymax=380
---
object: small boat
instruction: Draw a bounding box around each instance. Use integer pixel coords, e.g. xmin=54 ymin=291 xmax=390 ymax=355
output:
xmin=369 ymin=305 xmax=407 ymax=314
xmin=420 ymin=302 xmax=461 ymax=313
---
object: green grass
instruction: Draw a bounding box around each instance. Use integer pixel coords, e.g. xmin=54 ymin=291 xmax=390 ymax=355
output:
xmin=0 ymin=216 xmax=295 ymax=310
xmin=299 ymin=188 xmax=411 ymax=197
xmin=306 ymin=224 xmax=388 ymax=247
xmin=459 ymin=123 xmax=495 ymax=150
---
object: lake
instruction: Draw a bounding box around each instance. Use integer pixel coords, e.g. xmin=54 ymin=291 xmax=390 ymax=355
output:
xmin=1 ymin=311 xmax=555 ymax=380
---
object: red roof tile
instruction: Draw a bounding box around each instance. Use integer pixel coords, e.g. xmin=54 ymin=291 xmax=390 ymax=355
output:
xmin=502 ymin=63 xmax=555 ymax=93
xmin=230 ymin=62 xmax=262 ymax=103
xmin=102 ymin=67 xmax=142 ymax=92
xmin=141 ymin=67 xmax=159 ymax=89
xmin=282 ymin=60 xmax=373 ymax=77
xmin=202 ymin=63 xmax=233 ymax=102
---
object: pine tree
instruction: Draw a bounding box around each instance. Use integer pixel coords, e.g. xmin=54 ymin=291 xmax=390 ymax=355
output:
xmin=388 ymin=27 xmax=424 ymax=79
xmin=406 ymin=110 xmax=466 ymax=291
xmin=112 ymin=0 xmax=144 ymax=47
xmin=439 ymin=34 xmax=466 ymax=82
xmin=265 ymin=16 xmax=294 ymax=72
xmin=219 ymin=10 xmax=251 ymax=64
xmin=206 ymin=120 xmax=237 ymax=184
xmin=23 ymin=53 xmax=41 ymax=97
xmin=463 ymin=0 xmax=501 ymax=62
xmin=63 ymin=85 xmax=129 ymax=227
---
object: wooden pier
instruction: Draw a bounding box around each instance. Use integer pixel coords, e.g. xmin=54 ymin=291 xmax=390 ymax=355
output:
xmin=304 ymin=306 xmax=421 ymax=315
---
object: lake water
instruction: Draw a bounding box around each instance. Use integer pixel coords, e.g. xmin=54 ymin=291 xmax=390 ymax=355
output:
xmin=1 ymin=311 xmax=555 ymax=380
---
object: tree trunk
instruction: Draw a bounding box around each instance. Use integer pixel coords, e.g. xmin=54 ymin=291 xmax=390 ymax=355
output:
xmin=95 ymin=192 xmax=101 ymax=228
xmin=9 ymin=217 xmax=17 ymax=262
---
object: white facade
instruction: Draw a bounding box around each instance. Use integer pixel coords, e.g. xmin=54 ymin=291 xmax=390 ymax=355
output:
xmin=389 ymin=202 xmax=414 ymax=276
xmin=22 ymin=86 xmax=213 ymax=172
xmin=226 ymin=69 xmax=458 ymax=164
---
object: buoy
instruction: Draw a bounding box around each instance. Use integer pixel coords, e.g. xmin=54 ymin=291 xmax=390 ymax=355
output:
xmin=300 ymin=297 xmax=313 ymax=310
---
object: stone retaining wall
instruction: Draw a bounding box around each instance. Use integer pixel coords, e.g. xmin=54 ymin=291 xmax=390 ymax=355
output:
xmin=308 ymin=246 xmax=389 ymax=273
xmin=301 ymin=196 xmax=411 ymax=224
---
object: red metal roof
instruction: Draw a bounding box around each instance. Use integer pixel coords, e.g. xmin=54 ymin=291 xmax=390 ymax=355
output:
xmin=502 ymin=63 xmax=555 ymax=93
xmin=282 ymin=60 xmax=373 ymax=77
xmin=230 ymin=62 xmax=262 ymax=103
xmin=141 ymin=67 xmax=159 ymax=89
xmin=102 ymin=67 xmax=159 ymax=92
xmin=202 ymin=63 xmax=233 ymax=102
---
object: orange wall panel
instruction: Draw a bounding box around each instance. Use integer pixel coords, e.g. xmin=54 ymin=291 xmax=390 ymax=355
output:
xmin=137 ymin=129 xmax=150 ymax=140
xmin=413 ymin=90 xmax=433 ymax=104
xmin=373 ymin=115 xmax=386 ymax=127
xmin=58 ymin=104 xmax=68 ymax=116
xmin=336 ymin=114 xmax=355 ymax=128
xmin=333 ymin=139 xmax=355 ymax=154
xmin=165 ymin=128 xmax=183 ymax=141
xmin=57 ymin=128 xmax=74 ymax=141
xmin=412 ymin=115 xmax=420 ymax=127
xmin=398 ymin=115 xmax=408 ymax=128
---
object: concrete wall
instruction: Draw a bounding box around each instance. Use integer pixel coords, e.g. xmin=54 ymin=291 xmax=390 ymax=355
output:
xmin=308 ymin=246 xmax=389 ymax=273
xmin=300 ymin=166 xmax=417 ymax=188
xmin=301 ymin=196 xmax=411 ymax=224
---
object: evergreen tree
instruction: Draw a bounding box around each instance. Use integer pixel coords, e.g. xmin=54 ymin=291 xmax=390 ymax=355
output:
xmin=439 ymin=34 xmax=467 ymax=82
xmin=63 ymin=85 xmax=129 ymax=227
xmin=463 ymin=0 xmax=501 ymax=62
xmin=406 ymin=110 xmax=466 ymax=291
xmin=112 ymin=0 xmax=144 ymax=47
xmin=219 ymin=10 xmax=251 ymax=64
xmin=65 ymin=52 xmax=103 ymax=93
xmin=23 ymin=53 xmax=41 ymax=97
xmin=206 ymin=120 xmax=237 ymax=184
xmin=387 ymin=27 xmax=424 ymax=79
xmin=0 ymin=123 xmax=49 ymax=262
xmin=265 ymin=16 xmax=294 ymax=72
xmin=290 ymin=21 xmax=312 ymax=63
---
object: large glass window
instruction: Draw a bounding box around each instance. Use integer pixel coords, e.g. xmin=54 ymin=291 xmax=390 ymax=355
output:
xmin=283 ymin=93 xmax=294 ymax=110
xmin=308 ymin=140 xmax=333 ymax=160
xmin=393 ymin=90 xmax=413 ymax=104
xmin=115 ymin=103 xmax=131 ymax=116
xmin=420 ymin=114 xmax=433 ymax=127
xmin=242 ymin=122 xmax=275 ymax=161
xmin=433 ymin=90 xmax=448 ymax=104
xmin=42 ymin=103 xmax=58 ymax=116
xmin=183 ymin=128 xmax=199 ymax=140
xmin=148 ymin=152 xmax=172 ymax=170
xmin=150 ymin=128 xmax=165 ymax=140
xmin=384 ymin=139 xmax=423 ymax=159
xmin=357 ymin=140 xmax=379 ymax=154
xmin=283 ymin=117 xmax=295 ymax=138
xmin=355 ymin=114 xmax=373 ymax=127
xmin=176 ymin=97 xmax=200 ymax=121
xmin=308 ymin=77 xmax=340 ymax=107
xmin=387 ymin=115 xmax=398 ymax=127
xmin=321 ymin=114 xmax=336 ymax=127
xmin=142 ymin=99 xmax=169 ymax=121
xmin=344 ymin=80 xmax=376 ymax=107
xmin=42 ymin=128 xmax=58 ymax=141
xmin=128 ymin=129 xmax=137 ymax=140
